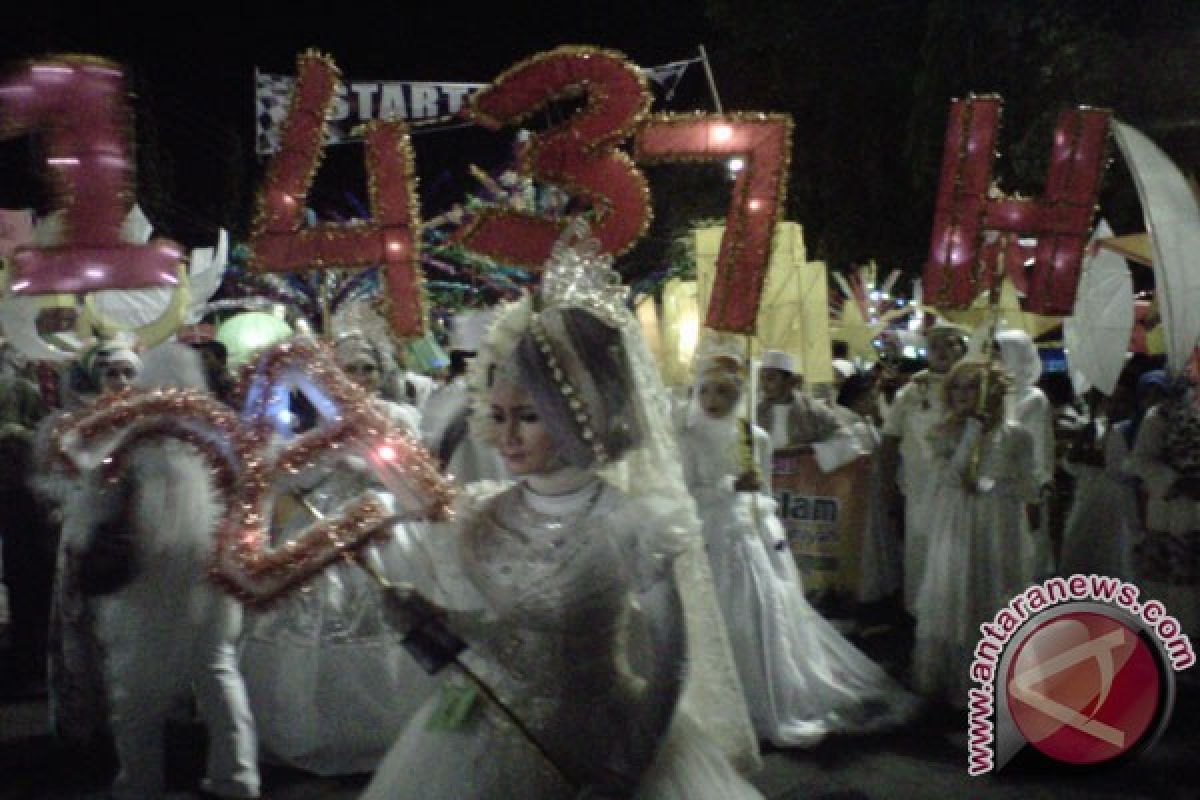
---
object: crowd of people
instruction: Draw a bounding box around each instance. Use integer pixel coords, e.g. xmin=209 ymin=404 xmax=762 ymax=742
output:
xmin=0 ymin=250 xmax=1197 ymax=796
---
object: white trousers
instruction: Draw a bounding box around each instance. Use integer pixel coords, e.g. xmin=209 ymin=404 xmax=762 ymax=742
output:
xmin=100 ymin=590 xmax=260 ymax=799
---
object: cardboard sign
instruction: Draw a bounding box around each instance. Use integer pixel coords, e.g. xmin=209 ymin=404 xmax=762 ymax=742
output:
xmin=771 ymin=448 xmax=870 ymax=614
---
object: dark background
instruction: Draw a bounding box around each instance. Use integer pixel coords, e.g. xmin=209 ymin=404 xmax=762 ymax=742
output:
xmin=1 ymin=1 xmax=1196 ymax=285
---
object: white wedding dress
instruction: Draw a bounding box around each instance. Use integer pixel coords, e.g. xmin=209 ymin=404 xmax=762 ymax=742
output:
xmin=362 ymin=480 xmax=764 ymax=799
xmin=1059 ymin=422 xmax=1137 ymax=579
xmin=678 ymin=412 xmax=919 ymax=748
xmin=913 ymin=420 xmax=1040 ymax=706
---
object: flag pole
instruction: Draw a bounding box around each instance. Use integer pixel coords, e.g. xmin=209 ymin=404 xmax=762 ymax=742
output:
xmin=697 ymin=45 xmax=724 ymax=113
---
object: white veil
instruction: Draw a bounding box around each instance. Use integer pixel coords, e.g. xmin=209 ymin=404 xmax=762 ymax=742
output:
xmin=467 ymin=220 xmax=760 ymax=772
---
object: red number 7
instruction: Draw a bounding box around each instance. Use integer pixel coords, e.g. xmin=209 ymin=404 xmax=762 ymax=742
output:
xmin=634 ymin=113 xmax=793 ymax=334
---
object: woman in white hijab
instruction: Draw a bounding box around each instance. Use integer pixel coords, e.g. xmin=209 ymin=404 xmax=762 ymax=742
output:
xmin=994 ymin=329 xmax=1056 ymax=576
xmin=677 ymin=354 xmax=918 ymax=748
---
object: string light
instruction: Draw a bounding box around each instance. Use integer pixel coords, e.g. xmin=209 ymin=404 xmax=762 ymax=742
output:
xmin=51 ymin=339 xmax=456 ymax=609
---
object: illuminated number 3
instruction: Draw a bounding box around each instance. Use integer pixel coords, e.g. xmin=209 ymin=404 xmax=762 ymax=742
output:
xmin=454 ymin=47 xmax=653 ymax=268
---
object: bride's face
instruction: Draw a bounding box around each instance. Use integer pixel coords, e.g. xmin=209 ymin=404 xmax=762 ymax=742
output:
xmin=490 ymin=379 xmax=558 ymax=476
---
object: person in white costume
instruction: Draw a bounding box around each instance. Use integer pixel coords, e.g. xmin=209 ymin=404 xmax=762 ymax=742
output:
xmin=237 ymin=333 xmax=438 ymax=775
xmin=70 ymin=344 xmax=260 ymax=799
xmin=880 ymin=323 xmax=968 ymax=613
xmin=1059 ymin=384 xmax=1139 ymax=579
xmin=993 ymin=328 xmax=1056 ymax=575
xmin=677 ymin=356 xmax=919 ymax=748
xmin=44 ymin=343 xmax=145 ymax=747
xmin=362 ymin=223 xmax=763 ymax=800
xmin=1128 ymin=376 xmax=1200 ymax=637
xmin=912 ymin=359 xmax=1040 ymax=708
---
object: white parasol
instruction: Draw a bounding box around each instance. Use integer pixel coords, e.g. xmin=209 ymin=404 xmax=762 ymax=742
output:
xmin=1064 ymin=220 xmax=1134 ymax=395
xmin=1112 ymin=121 xmax=1200 ymax=372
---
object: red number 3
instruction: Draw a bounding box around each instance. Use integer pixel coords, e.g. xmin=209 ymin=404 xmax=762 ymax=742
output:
xmin=455 ymin=47 xmax=652 ymax=267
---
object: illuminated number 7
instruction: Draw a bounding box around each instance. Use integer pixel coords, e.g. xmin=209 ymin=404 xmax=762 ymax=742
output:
xmin=250 ymin=51 xmax=426 ymax=337
xmin=0 ymin=56 xmax=183 ymax=294
xmin=634 ymin=113 xmax=793 ymax=334
xmin=455 ymin=47 xmax=652 ymax=267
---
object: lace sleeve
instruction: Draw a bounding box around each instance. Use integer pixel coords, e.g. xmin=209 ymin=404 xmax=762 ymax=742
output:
xmin=614 ymin=497 xmax=692 ymax=592
xmin=379 ymin=480 xmax=511 ymax=613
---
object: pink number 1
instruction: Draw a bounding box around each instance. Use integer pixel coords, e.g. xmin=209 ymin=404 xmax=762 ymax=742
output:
xmin=0 ymin=56 xmax=183 ymax=294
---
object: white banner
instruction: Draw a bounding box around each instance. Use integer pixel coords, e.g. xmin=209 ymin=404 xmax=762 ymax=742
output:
xmin=255 ymin=58 xmax=699 ymax=155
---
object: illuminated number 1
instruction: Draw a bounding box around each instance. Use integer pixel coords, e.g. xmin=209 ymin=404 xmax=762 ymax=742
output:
xmin=0 ymin=56 xmax=183 ymax=294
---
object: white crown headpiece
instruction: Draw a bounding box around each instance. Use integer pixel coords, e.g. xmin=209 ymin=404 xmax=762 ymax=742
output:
xmin=539 ymin=218 xmax=629 ymax=327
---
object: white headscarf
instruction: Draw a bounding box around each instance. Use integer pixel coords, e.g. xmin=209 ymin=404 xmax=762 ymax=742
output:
xmin=995 ymin=329 xmax=1042 ymax=389
xmin=135 ymin=342 xmax=209 ymax=392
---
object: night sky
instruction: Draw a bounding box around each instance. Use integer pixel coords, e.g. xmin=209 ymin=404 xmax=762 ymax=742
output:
xmin=1 ymin=2 xmax=1196 ymax=281
xmin=0 ymin=3 xmax=724 ymax=246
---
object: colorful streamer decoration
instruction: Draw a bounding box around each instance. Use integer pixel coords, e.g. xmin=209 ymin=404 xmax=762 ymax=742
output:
xmin=635 ymin=113 xmax=793 ymax=334
xmin=0 ymin=56 xmax=184 ymax=295
xmin=250 ymin=51 xmax=428 ymax=337
xmin=51 ymin=339 xmax=455 ymax=608
xmin=454 ymin=46 xmax=653 ymax=267
xmin=923 ymin=94 xmax=1111 ymax=315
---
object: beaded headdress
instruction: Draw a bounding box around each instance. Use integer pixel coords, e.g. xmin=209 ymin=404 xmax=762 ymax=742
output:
xmin=537 ymin=219 xmax=629 ymax=328
xmin=469 ymin=219 xmax=633 ymax=465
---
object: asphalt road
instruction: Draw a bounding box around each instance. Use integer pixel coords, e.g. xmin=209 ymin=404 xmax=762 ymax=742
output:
xmin=2 ymin=608 xmax=1197 ymax=799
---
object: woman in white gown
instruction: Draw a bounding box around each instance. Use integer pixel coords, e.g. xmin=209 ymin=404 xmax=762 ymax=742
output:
xmin=238 ymin=334 xmax=437 ymax=775
xmin=363 ymin=225 xmax=763 ymax=799
xmin=913 ymin=360 xmax=1040 ymax=707
xmin=994 ymin=329 xmax=1056 ymax=575
xmin=1128 ymin=376 xmax=1200 ymax=637
xmin=1059 ymin=386 xmax=1138 ymax=579
xmin=677 ymin=356 xmax=918 ymax=748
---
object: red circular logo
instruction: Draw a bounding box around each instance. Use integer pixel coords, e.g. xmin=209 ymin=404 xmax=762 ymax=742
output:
xmin=1006 ymin=611 xmax=1161 ymax=765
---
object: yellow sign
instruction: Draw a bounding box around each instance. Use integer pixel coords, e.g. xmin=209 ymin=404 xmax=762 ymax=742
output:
xmin=691 ymin=222 xmax=832 ymax=385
